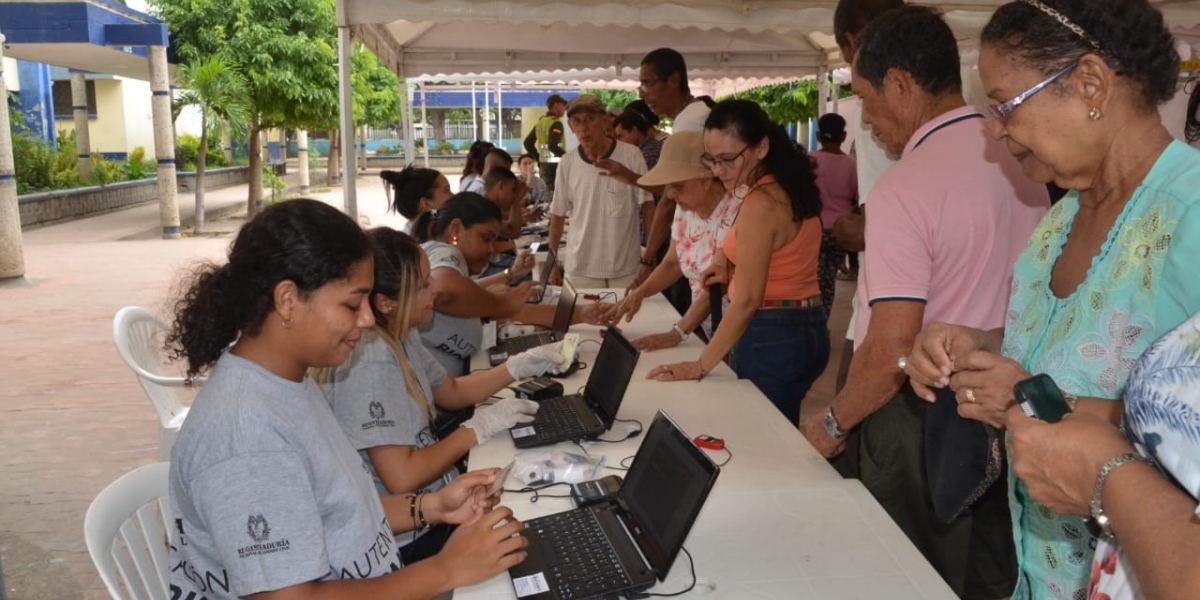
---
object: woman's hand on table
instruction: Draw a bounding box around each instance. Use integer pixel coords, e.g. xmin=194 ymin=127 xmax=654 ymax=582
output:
xmin=1006 ymin=407 xmax=1135 ymax=516
xmin=633 ymin=330 xmax=684 ymax=352
xmin=646 ymin=359 xmax=704 ymax=381
xmin=609 ymin=287 xmax=646 ymax=324
xmin=578 ymin=302 xmax=617 ymax=326
xmin=946 ymin=350 xmax=1031 ymax=429
xmin=903 ymin=322 xmax=992 ymax=402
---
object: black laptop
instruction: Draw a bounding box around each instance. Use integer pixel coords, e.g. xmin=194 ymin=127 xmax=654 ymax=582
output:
xmin=488 ymin=278 xmax=577 ymax=366
xmin=529 ymin=246 xmax=559 ymax=304
xmin=508 ymin=410 xmax=721 ymax=600
xmin=509 ymin=326 xmax=639 ymax=449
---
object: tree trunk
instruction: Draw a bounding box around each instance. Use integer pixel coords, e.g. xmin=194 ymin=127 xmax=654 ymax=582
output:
xmin=195 ymin=115 xmax=208 ymax=233
xmin=326 ymin=130 xmax=341 ymax=186
xmin=248 ymin=124 xmax=263 ymax=217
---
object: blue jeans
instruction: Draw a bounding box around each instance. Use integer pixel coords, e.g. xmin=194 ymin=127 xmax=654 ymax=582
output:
xmin=728 ymin=307 xmax=830 ymax=425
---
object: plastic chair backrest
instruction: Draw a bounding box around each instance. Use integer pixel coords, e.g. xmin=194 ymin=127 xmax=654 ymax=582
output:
xmin=84 ymin=462 xmax=172 ymax=600
xmin=112 ymin=307 xmax=191 ymax=429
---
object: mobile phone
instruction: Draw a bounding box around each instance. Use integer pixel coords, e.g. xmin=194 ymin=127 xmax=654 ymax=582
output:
xmin=529 ymin=241 xmax=542 ymax=254
xmin=487 ymin=459 xmax=516 ymax=497
xmin=1014 ymin=374 xmax=1073 ymax=423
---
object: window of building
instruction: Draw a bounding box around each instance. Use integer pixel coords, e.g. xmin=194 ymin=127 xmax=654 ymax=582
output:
xmin=52 ymin=80 xmax=98 ymax=118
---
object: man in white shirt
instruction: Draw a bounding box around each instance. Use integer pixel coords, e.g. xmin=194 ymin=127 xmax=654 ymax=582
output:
xmin=548 ymin=95 xmax=654 ymax=289
xmin=635 ymin=48 xmax=712 ymax=290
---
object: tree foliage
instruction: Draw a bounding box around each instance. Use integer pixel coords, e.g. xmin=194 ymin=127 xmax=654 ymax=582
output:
xmin=351 ymin=44 xmax=400 ymax=129
xmin=581 ymin=89 xmax=639 ymax=111
xmin=724 ymin=78 xmax=855 ymax=124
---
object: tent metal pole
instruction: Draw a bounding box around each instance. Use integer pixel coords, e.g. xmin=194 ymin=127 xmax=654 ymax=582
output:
xmin=338 ymin=23 xmax=357 ymax=220
xmin=420 ymin=83 xmax=429 ymax=167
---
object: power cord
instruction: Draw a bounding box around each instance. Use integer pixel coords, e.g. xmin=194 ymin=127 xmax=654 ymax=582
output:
xmin=630 ymin=547 xmax=696 ymax=598
xmin=604 ymin=455 xmax=637 ymax=472
xmin=503 ymin=482 xmax=572 ymax=503
xmin=715 ymin=447 xmax=733 ymax=467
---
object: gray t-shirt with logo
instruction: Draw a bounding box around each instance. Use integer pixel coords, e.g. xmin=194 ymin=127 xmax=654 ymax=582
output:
xmin=419 ymin=240 xmax=484 ymax=377
xmin=168 ymin=352 xmax=400 ymax=599
xmin=324 ymin=328 xmax=455 ymax=499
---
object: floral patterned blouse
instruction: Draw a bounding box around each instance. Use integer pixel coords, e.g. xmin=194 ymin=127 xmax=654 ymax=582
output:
xmin=1000 ymin=140 xmax=1200 ymax=600
xmin=672 ymin=191 xmax=743 ymax=301
xmin=1089 ymin=309 xmax=1200 ymax=599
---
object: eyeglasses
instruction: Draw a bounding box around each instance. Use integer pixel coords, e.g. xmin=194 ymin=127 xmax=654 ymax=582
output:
xmin=700 ymin=146 xmax=749 ymax=171
xmin=637 ymin=78 xmax=662 ymax=93
xmin=987 ymin=61 xmax=1077 ymax=125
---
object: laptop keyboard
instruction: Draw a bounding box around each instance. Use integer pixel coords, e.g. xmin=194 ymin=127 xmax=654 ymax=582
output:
xmin=531 ymin=509 xmax=631 ymax=599
xmin=503 ymin=332 xmax=555 ymax=355
xmin=535 ymin=398 xmax=588 ymax=441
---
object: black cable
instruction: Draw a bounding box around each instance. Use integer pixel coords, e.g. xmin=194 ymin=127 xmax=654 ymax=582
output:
xmin=503 ymin=482 xmax=572 ymax=503
xmin=631 ymin=547 xmax=696 ymax=598
xmin=716 ymin=447 xmax=733 ymax=467
xmin=593 ymin=418 xmax=643 ymax=443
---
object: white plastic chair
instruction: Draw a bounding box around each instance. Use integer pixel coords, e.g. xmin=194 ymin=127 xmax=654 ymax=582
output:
xmin=113 ymin=307 xmax=203 ymax=461
xmin=84 ymin=462 xmax=173 ymax=600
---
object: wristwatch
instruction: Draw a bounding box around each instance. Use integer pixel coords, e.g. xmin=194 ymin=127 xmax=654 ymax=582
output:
xmin=671 ymin=322 xmax=690 ymax=342
xmin=1088 ymin=452 xmax=1151 ymax=538
xmin=823 ymin=405 xmax=848 ymax=440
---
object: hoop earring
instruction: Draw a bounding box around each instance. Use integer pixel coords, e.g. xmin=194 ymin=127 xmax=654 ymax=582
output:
xmin=1088 ymin=107 xmax=1103 ymax=121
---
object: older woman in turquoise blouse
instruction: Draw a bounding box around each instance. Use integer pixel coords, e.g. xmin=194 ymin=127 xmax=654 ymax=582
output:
xmin=902 ymin=1 xmax=1200 ymax=599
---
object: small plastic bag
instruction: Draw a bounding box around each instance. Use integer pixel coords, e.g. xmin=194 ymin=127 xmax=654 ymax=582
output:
xmin=511 ymin=448 xmax=605 ymax=486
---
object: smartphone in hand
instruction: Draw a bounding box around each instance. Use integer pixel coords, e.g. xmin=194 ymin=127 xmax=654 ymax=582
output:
xmin=1014 ymin=374 xmax=1073 ymax=423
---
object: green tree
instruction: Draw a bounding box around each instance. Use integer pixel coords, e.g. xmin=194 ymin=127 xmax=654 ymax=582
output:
xmin=725 ymin=78 xmax=855 ymax=125
xmin=176 ymin=56 xmax=251 ymax=233
xmin=149 ymin=0 xmax=339 ymax=216
xmin=582 ymin=89 xmax=639 ymax=111
xmin=352 ymin=44 xmax=400 ymax=129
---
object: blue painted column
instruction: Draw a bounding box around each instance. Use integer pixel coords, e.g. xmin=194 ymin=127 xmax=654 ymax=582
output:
xmin=148 ymin=45 xmax=181 ymax=238
xmin=15 ymin=60 xmax=56 ymax=150
xmin=1 ymin=35 xmax=27 ymax=279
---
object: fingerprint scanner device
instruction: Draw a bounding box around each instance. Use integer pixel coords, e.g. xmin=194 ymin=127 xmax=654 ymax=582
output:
xmin=693 ymin=435 xmax=725 ymax=450
xmin=509 ymin=327 xmax=640 ymax=449
xmin=507 ymin=410 xmax=720 ymax=600
xmin=570 ymin=475 xmax=623 ymax=507
xmin=488 ymin=277 xmax=577 ymax=366
xmin=512 ymin=377 xmax=565 ymax=401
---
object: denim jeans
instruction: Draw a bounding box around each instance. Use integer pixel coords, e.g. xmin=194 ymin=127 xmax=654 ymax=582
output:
xmin=728 ymin=306 xmax=830 ymax=425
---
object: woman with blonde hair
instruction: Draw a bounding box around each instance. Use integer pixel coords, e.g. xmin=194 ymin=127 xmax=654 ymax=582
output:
xmin=322 ymin=227 xmax=565 ymax=563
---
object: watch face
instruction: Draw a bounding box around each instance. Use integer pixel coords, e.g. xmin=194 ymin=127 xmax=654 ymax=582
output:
xmin=823 ymin=408 xmax=845 ymax=440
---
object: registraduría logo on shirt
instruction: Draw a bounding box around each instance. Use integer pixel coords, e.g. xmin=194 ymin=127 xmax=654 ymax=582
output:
xmin=237 ymin=515 xmax=291 ymax=558
xmin=362 ymin=401 xmax=395 ymax=430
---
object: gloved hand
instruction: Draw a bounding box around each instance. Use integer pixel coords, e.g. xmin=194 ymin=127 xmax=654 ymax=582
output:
xmin=506 ymin=341 xmax=567 ymax=380
xmin=462 ymin=398 xmax=540 ymax=445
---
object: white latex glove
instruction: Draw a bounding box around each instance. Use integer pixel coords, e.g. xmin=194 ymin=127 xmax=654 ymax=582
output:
xmin=462 ymin=398 xmax=540 ymax=445
xmin=506 ymin=341 xmax=567 ymax=380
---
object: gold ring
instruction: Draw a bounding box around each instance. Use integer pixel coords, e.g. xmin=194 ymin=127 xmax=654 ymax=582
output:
xmin=965 ymin=388 xmax=976 ymax=403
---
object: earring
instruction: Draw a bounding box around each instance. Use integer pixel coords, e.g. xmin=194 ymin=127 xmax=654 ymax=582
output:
xmin=451 ymin=235 xmax=458 ymax=246
xmin=281 ymin=316 xmax=294 ymax=330
xmin=1088 ymin=107 xmax=1102 ymax=121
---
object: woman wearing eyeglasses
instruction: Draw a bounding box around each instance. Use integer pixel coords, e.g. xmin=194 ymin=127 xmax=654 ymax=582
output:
xmin=644 ymin=99 xmax=829 ymax=427
xmin=902 ymin=1 xmax=1200 ymax=598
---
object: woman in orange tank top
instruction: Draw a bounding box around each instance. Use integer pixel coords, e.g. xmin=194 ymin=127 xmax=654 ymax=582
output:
xmin=645 ymin=99 xmax=831 ymax=425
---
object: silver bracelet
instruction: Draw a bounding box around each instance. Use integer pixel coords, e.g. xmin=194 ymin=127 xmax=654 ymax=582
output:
xmin=1089 ymin=452 xmax=1151 ymax=539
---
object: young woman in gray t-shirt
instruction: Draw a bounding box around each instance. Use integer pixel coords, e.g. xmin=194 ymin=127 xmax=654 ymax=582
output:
xmin=164 ymin=199 xmax=528 ymax=600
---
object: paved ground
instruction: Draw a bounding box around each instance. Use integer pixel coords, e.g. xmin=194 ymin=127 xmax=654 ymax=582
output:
xmin=0 ymin=168 xmax=853 ymax=600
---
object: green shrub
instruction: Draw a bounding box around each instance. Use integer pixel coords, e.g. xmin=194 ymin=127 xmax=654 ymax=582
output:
xmin=13 ymin=134 xmax=56 ymax=194
xmin=92 ymin=155 xmax=126 ymax=186
xmin=434 ymin=139 xmax=455 ymax=155
xmin=122 ymin=146 xmax=151 ymax=180
xmin=205 ymin=135 xmax=228 ymax=168
xmin=375 ymin=144 xmax=392 ymax=155
xmin=176 ymin=133 xmax=200 ymax=171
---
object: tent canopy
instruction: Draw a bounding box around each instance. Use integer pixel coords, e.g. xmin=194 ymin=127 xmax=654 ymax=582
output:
xmin=344 ymin=0 xmax=1200 ymax=85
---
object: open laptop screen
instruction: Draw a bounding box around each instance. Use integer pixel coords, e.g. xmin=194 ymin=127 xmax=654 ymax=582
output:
xmin=619 ymin=411 xmax=719 ymax=580
xmin=585 ymin=327 xmax=639 ymax=428
xmin=550 ymin=278 xmax=576 ymax=337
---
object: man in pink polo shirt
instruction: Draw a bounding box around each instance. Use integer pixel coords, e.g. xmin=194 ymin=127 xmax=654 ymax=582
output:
xmin=800 ymin=7 xmax=1049 ymax=600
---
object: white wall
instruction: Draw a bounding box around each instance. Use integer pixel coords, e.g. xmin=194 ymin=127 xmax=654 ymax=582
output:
xmin=119 ymin=76 xmax=157 ymax=155
xmin=3 ymin=57 xmax=19 ymax=92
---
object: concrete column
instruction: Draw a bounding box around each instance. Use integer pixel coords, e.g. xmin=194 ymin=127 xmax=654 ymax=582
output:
xmin=400 ymin=77 xmax=414 ymax=167
xmin=338 ymin=25 xmax=357 ymax=220
xmin=419 ymin=83 xmax=429 ymax=167
xmin=297 ymin=130 xmax=310 ymax=195
xmin=70 ymin=72 xmax=94 ymax=181
xmin=817 ymin=64 xmax=829 ymax=119
xmin=0 ymin=35 xmax=27 ymax=279
xmin=148 ymin=45 xmax=181 ymax=238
